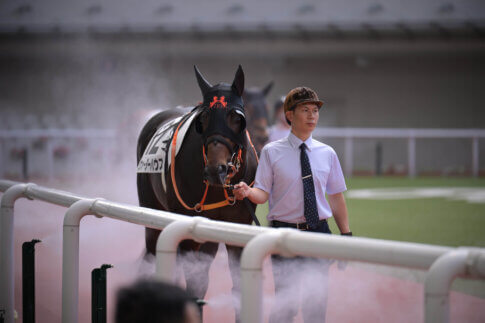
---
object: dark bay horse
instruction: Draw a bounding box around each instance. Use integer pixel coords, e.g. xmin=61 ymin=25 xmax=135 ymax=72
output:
xmin=136 ymin=66 xmax=258 ymax=316
xmin=243 ymin=82 xmax=273 ymax=154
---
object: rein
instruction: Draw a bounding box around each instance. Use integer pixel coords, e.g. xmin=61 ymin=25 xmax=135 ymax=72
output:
xmin=170 ymin=116 xmax=258 ymax=213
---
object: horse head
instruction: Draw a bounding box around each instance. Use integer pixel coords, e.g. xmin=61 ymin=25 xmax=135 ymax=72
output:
xmin=194 ymin=65 xmax=247 ymax=186
xmin=243 ymin=82 xmax=273 ymax=154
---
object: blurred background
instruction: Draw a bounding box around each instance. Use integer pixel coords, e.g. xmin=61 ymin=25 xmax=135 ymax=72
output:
xmin=1 ymin=1 xmax=485 ymax=322
xmin=1 ymin=0 xmax=485 ymax=180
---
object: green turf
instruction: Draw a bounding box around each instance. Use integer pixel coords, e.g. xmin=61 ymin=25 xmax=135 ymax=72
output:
xmin=256 ymin=176 xmax=485 ymax=247
xmin=340 ymin=176 xmax=485 ymax=247
xmin=337 ymin=198 xmax=485 ymax=247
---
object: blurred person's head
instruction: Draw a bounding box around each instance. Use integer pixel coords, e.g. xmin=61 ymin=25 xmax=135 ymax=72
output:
xmin=273 ymin=95 xmax=287 ymax=126
xmin=115 ymin=279 xmax=201 ymax=323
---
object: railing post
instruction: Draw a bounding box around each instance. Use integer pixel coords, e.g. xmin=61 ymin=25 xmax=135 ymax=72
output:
xmin=0 ymin=183 xmax=35 ymax=323
xmin=46 ymin=138 xmax=54 ymax=182
xmin=22 ymin=147 xmax=29 ymax=181
xmin=62 ymin=199 xmax=100 ymax=323
xmin=0 ymin=139 xmax=5 ymax=179
xmin=344 ymin=136 xmax=353 ymax=176
xmin=240 ymin=230 xmax=293 ymax=323
xmin=472 ymin=137 xmax=479 ymax=178
xmin=424 ymin=248 xmax=485 ymax=323
xmin=155 ymin=217 xmax=206 ymax=283
xmin=375 ymin=141 xmax=383 ymax=176
xmin=22 ymin=239 xmax=41 ymax=323
xmin=407 ymin=135 xmax=416 ymax=178
xmin=91 ymin=264 xmax=112 ymax=323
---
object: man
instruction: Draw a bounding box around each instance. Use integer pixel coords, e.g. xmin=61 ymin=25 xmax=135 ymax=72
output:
xmin=233 ymin=86 xmax=352 ymax=322
xmin=268 ymin=95 xmax=291 ymax=142
xmin=115 ymin=279 xmax=201 ymax=323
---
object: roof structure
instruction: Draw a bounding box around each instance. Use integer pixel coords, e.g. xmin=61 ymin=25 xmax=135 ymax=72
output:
xmin=1 ymin=0 xmax=484 ymax=38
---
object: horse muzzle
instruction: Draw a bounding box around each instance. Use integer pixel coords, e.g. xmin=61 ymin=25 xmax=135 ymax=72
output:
xmin=203 ymin=164 xmax=229 ymax=186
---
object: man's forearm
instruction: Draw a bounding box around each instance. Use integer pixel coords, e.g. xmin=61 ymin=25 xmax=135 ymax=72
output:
xmin=328 ymin=192 xmax=351 ymax=234
xmin=247 ymin=187 xmax=269 ymax=204
xmin=334 ymin=210 xmax=350 ymax=233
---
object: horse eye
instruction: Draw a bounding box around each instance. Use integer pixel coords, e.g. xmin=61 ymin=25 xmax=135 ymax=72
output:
xmin=232 ymin=114 xmax=241 ymax=123
xmin=227 ymin=111 xmax=244 ymax=132
xmin=227 ymin=111 xmax=240 ymax=123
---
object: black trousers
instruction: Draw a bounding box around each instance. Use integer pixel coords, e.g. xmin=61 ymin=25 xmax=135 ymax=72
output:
xmin=269 ymin=220 xmax=332 ymax=323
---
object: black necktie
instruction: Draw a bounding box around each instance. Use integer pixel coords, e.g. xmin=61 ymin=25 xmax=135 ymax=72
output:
xmin=300 ymin=143 xmax=319 ymax=228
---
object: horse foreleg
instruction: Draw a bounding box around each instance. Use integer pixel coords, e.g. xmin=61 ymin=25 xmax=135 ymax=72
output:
xmin=227 ymin=245 xmax=244 ymax=323
xmin=145 ymin=227 xmax=161 ymax=256
xmin=137 ymin=173 xmax=166 ymax=256
xmin=179 ymin=240 xmax=218 ymax=300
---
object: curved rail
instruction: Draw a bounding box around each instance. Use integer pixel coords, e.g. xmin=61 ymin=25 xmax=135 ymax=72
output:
xmin=1 ymin=180 xmax=484 ymax=323
xmin=424 ymin=248 xmax=485 ymax=323
xmin=239 ymin=229 xmax=453 ymax=323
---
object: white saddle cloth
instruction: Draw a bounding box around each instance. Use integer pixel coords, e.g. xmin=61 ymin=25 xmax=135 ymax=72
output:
xmin=137 ymin=109 xmax=199 ymax=191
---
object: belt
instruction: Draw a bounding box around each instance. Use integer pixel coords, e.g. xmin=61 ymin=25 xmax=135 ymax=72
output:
xmin=270 ymin=219 xmax=327 ymax=231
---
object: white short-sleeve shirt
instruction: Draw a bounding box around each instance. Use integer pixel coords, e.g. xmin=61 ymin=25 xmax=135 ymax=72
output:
xmin=255 ymin=132 xmax=347 ymax=223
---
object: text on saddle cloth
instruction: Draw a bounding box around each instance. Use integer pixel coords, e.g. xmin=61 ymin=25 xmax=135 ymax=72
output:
xmin=137 ymin=110 xmax=199 ymax=190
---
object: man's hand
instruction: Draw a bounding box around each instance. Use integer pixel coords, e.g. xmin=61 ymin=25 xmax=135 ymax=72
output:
xmin=233 ymin=182 xmax=250 ymax=200
xmin=233 ymin=183 xmax=269 ymax=204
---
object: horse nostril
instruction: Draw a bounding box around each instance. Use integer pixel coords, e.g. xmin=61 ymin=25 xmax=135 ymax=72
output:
xmin=217 ymin=164 xmax=227 ymax=175
xmin=203 ymin=167 xmax=210 ymax=179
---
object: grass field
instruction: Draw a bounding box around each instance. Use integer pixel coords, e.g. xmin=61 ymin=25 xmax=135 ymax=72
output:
xmin=255 ymin=176 xmax=485 ymax=247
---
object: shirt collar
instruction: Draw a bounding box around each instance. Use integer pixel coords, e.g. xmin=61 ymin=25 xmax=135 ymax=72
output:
xmin=287 ymin=132 xmax=313 ymax=151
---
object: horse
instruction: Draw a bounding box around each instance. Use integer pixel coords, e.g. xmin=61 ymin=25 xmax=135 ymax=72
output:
xmin=136 ymin=65 xmax=258 ymax=319
xmin=243 ymin=82 xmax=273 ymax=154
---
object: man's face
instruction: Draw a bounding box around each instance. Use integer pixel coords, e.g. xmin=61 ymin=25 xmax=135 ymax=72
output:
xmin=286 ymin=103 xmax=319 ymax=133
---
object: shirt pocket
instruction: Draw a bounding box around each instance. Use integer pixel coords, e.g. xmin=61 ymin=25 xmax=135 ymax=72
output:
xmin=312 ymin=168 xmax=329 ymax=195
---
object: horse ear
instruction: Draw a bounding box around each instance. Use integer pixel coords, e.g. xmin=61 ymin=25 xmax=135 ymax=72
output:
xmin=262 ymin=81 xmax=274 ymax=97
xmin=194 ymin=65 xmax=212 ymax=96
xmin=231 ymin=65 xmax=245 ymax=97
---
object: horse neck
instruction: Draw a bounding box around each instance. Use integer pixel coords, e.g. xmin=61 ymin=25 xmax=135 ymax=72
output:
xmin=176 ymin=126 xmax=206 ymax=183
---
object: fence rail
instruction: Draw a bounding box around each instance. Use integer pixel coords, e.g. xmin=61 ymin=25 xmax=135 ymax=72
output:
xmin=1 ymin=180 xmax=484 ymax=323
xmin=1 ymin=127 xmax=484 ymax=180
xmin=0 ymin=129 xmax=117 ymax=181
xmin=313 ymin=127 xmax=485 ymax=177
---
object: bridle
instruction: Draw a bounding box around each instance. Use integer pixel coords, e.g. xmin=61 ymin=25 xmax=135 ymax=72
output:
xmin=170 ymin=110 xmax=258 ymax=213
xmin=201 ymin=141 xmax=243 ymax=183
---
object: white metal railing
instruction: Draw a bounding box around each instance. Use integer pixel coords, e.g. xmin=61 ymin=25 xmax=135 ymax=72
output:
xmin=313 ymin=127 xmax=485 ymax=178
xmin=0 ymin=129 xmax=116 ymax=180
xmin=1 ymin=180 xmax=484 ymax=323
xmin=1 ymin=127 xmax=483 ymax=180
xmin=0 ymin=129 xmax=116 ymax=139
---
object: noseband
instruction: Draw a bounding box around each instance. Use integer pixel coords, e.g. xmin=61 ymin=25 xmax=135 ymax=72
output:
xmin=205 ymin=134 xmax=239 ymax=156
xmin=202 ymin=137 xmax=243 ymax=183
xmin=170 ymin=113 xmax=258 ymax=213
